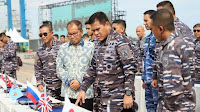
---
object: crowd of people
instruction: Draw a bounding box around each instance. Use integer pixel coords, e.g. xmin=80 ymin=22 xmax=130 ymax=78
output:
xmin=0 ymin=1 xmax=199 ymax=112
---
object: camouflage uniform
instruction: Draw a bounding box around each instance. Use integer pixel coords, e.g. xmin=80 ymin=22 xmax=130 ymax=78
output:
xmin=80 ymin=29 xmax=137 ymax=112
xmin=174 ymin=18 xmax=194 ymax=46
xmin=153 ymin=32 xmax=196 ymax=111
xmin=0 ymin=51 xmax=3 ymax=71
xmin=34 ymin=38 xmax=62 ymax=99
xmin=195 ymin=39 xmax=200 ymax=81
xmin=89 ymin=38 xmax=96 ymax=43
xmin=142 ymin=32 xmax=158 ymax=112
xmin=136 ymin=37 xmax=145 ymax=75
xmin=1 ymin=40 xmax=17 ymax=79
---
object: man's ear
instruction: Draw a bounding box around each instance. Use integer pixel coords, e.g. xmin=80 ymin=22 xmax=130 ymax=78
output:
xmin=105 ymin=21 xmax=110 ymax=27
xmin=159 ymin=26 xmax=165 ymax=31
xmin=80 ymin=30 xmax=83 ymax=35
xmin=159 ymin=26 xmax=165 ymax=34
xmin=122 ymin=27 xmax=125 ymax=33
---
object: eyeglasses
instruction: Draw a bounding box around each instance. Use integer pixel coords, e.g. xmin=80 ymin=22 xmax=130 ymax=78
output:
xmin=39 ymin=32 xmax=48 ymax=37
xmin=67 ymin=32 xmax=78 ymax=37
xmin=193 ymin=30 xmax=200 ymax=32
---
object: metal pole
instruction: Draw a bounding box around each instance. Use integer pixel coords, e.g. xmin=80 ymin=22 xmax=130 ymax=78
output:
xmin=19 ymin=0 xmax=28 ymax=51
xmin=4 ymin=0 xmax=13 ymax=30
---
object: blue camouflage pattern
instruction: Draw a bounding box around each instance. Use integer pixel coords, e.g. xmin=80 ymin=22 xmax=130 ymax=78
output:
xmin=142 ymin=32 xmax=158 ymax=112
xmin=195 ymin=39 xmax=200 ymax=81
xmin=174 ymin=18 xmax=194 ymax=46
xmin=1 ymin=40 xmax=17 ymax=79
xmin=34 ymin=38 xmax=62 ymax=99
xmin=155 ymin=32 xmax=196 ymax=111
xmin=80 ymin=29 xmax=137 ymax=112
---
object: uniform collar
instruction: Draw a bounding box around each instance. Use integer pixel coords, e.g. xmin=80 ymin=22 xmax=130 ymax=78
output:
xmin=174 ymin=17 xmax=180 ymax=23
xmin=160 ymin=32 xmax=176 ymax=49
xmin=42 ymin=37 xmax=57 ymax=49
xmin=69 ymin=39 xmax=84 ymax=47
xmin=100 ymin=29 xmax=114 ymax=46
xmin=195 ymin=39 xmax=200 ymax=43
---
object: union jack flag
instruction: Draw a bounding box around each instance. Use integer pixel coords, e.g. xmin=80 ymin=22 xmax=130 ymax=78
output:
xmin=12 ymin=80 xmax=17 ymax=89
xmin=37 ymin=86 xmax=52 ymax=112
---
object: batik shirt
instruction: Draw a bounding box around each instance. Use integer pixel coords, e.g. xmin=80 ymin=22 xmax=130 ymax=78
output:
xmin=56 ymin=39 xmax=94 ymax=99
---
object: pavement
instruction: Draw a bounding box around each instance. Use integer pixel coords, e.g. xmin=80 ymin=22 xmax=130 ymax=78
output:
xmin=16 ymin=52 xmax=36 ymax=84
xmin=17 ymin=52 xmax=35 ymax=65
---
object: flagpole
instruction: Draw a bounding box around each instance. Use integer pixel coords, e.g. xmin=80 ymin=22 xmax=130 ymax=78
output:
xmin=0 ymin=73 xmax=4 ymax=93
xmin=26 ymin=78 xmax=30 ymax=109
xmin=5 ymin=73 xmax=8 ymax=98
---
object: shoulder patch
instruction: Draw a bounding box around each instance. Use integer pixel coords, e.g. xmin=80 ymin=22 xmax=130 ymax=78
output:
xmin=180 ymin=29 xmax=187 ymax=37
xmin=118 ymin=45 xmax=132 ymax=59
xmin=160 ymin=51 xmax=169 ymax=68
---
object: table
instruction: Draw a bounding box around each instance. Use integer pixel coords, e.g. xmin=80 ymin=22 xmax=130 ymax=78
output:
xmin=0 ymin=75 xmax=91 ymax=112
xmin=1 ymin=76 xmax=199 ymax=112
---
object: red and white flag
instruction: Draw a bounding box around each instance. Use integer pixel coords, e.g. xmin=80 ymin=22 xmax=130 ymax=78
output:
xmin=62 ymin=94 xmax=74 ymax=112
xmin=0 ymin=74 xmax=6 ymax=89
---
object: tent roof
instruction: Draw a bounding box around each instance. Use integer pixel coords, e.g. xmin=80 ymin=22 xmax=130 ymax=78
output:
xmin=6 ymin=28 xmax=29 ymax=43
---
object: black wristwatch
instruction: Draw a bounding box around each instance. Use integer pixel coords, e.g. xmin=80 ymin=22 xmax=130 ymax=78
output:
xmin=125 ymin=90 xmax=132 ymax=96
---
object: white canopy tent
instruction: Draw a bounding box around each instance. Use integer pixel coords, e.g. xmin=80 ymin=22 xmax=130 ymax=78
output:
xmin=5 ymin=28 xmax=29 ymax=43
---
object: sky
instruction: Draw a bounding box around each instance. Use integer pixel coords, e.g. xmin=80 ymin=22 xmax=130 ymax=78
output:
xmin=0 ymin=0 xmax=199 ymax=39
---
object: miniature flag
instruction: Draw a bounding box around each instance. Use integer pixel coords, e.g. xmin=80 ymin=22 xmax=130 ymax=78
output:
xmin=9 ymin=80 xmax=23 ymax=100
xmin=0 ymin=75 xmax=7 ymax=89
xmin=37 ymin=85 xmax=52 ymax=112
xmin=0 ymin=74 xmax=12 ymax=87
xmin=62 ymin=94 xmax=74 ymax=112
xmin=26 ymin=81 xmax=41 ymax=104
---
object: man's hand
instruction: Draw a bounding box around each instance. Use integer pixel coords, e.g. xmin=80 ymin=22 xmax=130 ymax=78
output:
xmin=38 ymin=84 xmax=44 ymax=92
xmin=17 ymin=65 xmax=20 ymax=71
xmin=75 ymin=91 xmax=85 ymax=106
xmin=70 ymin=80 xmax=80 ymax=91
xmin=142 ymin=82 xmax=145 ymax=89
xmin=123 ymin=94 xmax=133 ymax=109
xmin=151 ymin=80 xmax=158 ymax=88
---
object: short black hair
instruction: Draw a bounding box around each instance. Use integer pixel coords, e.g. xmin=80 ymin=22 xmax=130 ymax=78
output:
xmin=53 ymin=34 xmax=59 ymax=38
xmin=151 ymin=9 xmax=175 ymax=31
xmin=112 ymin=19 xmax=126 ymax=29
xmin=67 ymin=20 xmax=82 ymax=31
xmin=82 ymin=33 xmax=89 ymax=38
xmin=88 ymin=11 xmax=109 ymax=25
xmin=85 ymin=20 xmax=90 ymax=25
xmin=40 ymin=24 xmax=53 ymax=32
xmin=60 ymin=35 xmax=65 ymax=38
xmin=0 ymin=32 xmax=6 ymax=38
xmin=144 ymin=10 xmax=156 ymax=16
xmin=156 ymin=1 xmax=175 ymax=15
xmin=193 ymin=23 xmax=200 ymax=28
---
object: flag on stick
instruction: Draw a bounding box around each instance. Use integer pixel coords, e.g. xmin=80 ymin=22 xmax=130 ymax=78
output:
xmin=9 ymin=80 xmax=23 ymax=100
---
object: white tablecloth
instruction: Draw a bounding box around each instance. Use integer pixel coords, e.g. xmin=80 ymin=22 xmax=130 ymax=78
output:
xmin=0 ymin=89 xmax=91 ymax=112
xmin=1 ymin=76 xmax=199 ymax=112
xmin=0 ymin=76 xmax=91 ymax=112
